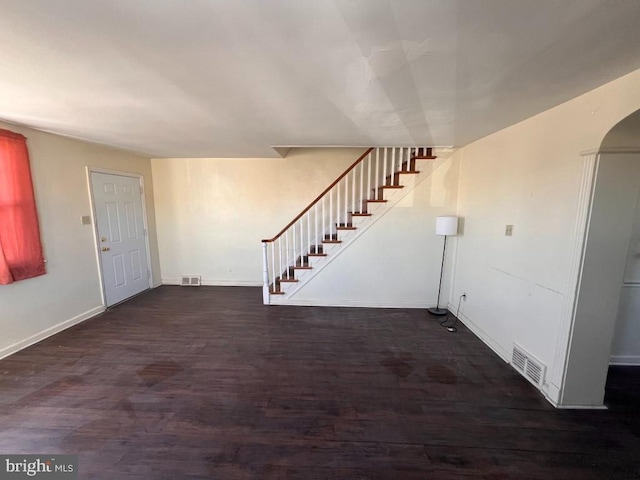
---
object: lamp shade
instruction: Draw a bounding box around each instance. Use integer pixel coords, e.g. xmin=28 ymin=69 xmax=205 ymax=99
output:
xmin=435 ymin=216 xmax=458 ymax=236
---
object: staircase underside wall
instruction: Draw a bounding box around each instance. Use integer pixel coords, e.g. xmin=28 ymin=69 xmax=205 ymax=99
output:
xmin=284 ymin=155 xmax=460 ymax=308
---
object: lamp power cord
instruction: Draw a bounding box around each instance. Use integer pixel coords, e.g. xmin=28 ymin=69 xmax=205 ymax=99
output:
xmin=440 ymin=293 xmax=465 ymax=333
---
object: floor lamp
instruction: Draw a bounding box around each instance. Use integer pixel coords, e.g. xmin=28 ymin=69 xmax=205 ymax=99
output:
xmin=428 ymin=215 xmax=458 ymax=316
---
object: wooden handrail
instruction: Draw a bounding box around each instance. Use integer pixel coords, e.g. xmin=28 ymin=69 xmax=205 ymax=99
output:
xmin=262 ymin=147 xmax=374 ymax=243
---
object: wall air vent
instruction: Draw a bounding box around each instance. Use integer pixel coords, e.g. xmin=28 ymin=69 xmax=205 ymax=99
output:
xmin=511 ymin=343 xmax=546 ymax=388
xmin=180 ymin=275 xmax=201 ymax=287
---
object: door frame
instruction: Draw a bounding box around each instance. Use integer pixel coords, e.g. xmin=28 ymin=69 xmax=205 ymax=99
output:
xmin=86 ymin=167 xmax=154 ymax=307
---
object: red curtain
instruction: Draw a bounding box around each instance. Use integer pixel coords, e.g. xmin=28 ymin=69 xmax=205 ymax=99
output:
xmin=0 ymin=128 xmax=45 ymax=284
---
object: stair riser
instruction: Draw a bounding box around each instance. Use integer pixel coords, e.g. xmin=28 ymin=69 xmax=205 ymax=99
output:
xmin=364 ymin=201 xmax=385 ymax=215
xmin=320 ymin=243 xmax=341 ymax=256
xmin=336 ymin=229 xmax=356 ymax=242
xmin=308 ymin=256 xmax=325 ymax=268
xmin=350 ymin=216 xmax=369 ymax=228
xmin=292 ymin=268 xmax=313 ymax=282
xmin=278 ymin=280 xmax=299 ymax=294
xmin=378 ymin=187 xmax=405 ymax=203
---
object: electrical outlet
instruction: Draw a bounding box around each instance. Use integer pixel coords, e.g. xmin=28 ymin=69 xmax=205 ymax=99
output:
xmin=505 ymin=224 xmax=513 ymax=236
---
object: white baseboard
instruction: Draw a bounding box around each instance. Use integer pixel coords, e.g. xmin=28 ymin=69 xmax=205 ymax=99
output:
xmin=549 ymin=402 xmax=608 ymax=410
xmin=451 ymin=308 xmax=511 ymax=363
xmin=609 ymin=355 xmax=640 ymax=366
xmin=0 ymin=305 xmax=105 ymax=361
xmin=542 ymin=382 xmax=562 ymax=405
xmin=269 ymin=298 xmax=431 ymax=308
xmin=540 ymin=382 xmax=606 ymax=409
xmin=161 ymin=278 xmax=262 ymax=287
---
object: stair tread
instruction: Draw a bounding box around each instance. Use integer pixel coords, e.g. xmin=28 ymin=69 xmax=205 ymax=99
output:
xmin=293 ymin=266 xmax=312 ymax=270
xmin=381 ymin=185 xmax=404 ymax=189
xmin=308 ymin=253 xmax=327 ymax=257
xmin=413 ymin=155 xmax=437 ymax=160
xmin=270 ymin=290 xmax=285 ymax=295
xmin=351 ymin=212 xmax=372 ymax=216
xmin=367 ymin=199 xmax=387 ymax=203
xmin=322 ymin=240 xmax=342 ymax=244
xmin=336 ymin=226 xmax=356 ymax=230
xmin=397 ymin=170 xmax=420 ymax=174
xmin=279 ymin=278 xmax=298 ymax=282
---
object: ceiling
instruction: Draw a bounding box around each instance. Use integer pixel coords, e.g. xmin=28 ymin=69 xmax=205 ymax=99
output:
xmin=1 ymin=0 xmax=640 ymax=158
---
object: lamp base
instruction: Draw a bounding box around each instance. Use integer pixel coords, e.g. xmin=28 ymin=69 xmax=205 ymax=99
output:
xmin=427 ymin=307 xmax=448 ymax=316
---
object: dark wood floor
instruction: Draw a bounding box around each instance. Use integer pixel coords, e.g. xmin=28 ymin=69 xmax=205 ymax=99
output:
xmin=1 ymin=287 xmax=639 ymax=479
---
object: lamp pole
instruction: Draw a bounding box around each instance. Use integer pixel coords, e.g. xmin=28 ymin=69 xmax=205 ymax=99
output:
xmin=428 ymin=235 xmax=449 ymax=316
xmin=428 ymin=216 xmax=458 ymax=316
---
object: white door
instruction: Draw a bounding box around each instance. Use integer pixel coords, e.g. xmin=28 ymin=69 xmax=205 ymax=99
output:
xmin=90 ymin=171 xmax=150 ymax=306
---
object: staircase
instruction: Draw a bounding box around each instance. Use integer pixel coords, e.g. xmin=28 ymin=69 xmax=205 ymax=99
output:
xmin=261 ymin=147 xmax=439 ymax=305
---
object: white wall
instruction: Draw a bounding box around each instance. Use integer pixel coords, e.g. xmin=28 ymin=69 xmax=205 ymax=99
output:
xmin=0 ymin=121 xmax=160 ymax=359
xmin=151 ymin=148 xmax=367 ymax=286
xmin=610 ymin=153 xmax=640 ymax=365
xmin=452 ymin=67 xmax=640 ymax=406
xmin=289 ymin=154 xmax=459 ymax=308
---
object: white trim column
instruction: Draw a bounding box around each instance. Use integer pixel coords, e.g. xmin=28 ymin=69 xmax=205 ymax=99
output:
xmin=547 ymin=151 xmax=598 ymax=406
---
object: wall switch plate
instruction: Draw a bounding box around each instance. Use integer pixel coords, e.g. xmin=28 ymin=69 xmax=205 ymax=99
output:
xmin=81 ymin=215 xmax=92 ymax=225
xmin=505 ymin=224 xmax=513 ymax=236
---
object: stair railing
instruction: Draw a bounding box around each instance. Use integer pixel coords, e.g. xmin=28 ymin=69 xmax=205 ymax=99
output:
xmin=261 ymin=147 xmax=432 ymax=304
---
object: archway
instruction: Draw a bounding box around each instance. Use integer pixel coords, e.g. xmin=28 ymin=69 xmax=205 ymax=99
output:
xmin=561 ymin=109 xmax=640 ymax=406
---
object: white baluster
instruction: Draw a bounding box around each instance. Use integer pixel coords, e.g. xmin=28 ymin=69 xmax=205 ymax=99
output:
xmin=299 ymin=218 xmax=303 ymax=266
xmin=367 ymin=152 xmax=372 ymax=209
xmin=352 ymin=167 xmax=356 ymax=221
xmin=322 ymin=196 xmax=326 ymax=245
xmin=391 ymin=148 xmax=396 ymax=183
xmin=271 ymin=241 xmax=275 ymax=291
xmin=329 ymin=188 xmax=333 ymax=240
xmin=337 ymin=180 xmax=340 ymax=231
xmin=360 ymin=159 xmax=364 ymax=211
xmin=279 ymin=238 xmax=283 ymax=284
xmin=315 ymin=203 xmax=319 ymax=254
xmin=383 ymin=147 xmax=387 ymax=189
xmin=307 ymin=212 xmax=311 ymax=263
xmin=262 ymin=242 xmax=269 ymax=304
xmin=285 ymin=230 xmax=290 ymax=279
xmin=344 ymin=176 xmax=348 ymax=224
xmin=292 ymin=223 xmax=296 ymax=274
xmin=375 ymin=149 xmax=379 ymax=199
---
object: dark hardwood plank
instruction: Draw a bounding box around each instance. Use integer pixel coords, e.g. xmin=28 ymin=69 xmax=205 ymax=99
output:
xmin=0 ymin=286 xmax=638 ymax=479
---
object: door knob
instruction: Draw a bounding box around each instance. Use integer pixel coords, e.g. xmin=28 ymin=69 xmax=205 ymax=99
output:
xmin=102 ymin=247 xmax=110 ymax=252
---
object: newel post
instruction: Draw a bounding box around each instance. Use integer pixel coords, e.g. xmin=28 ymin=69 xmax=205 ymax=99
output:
xmin=262 ymin=242 xmax=270 ymax=305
